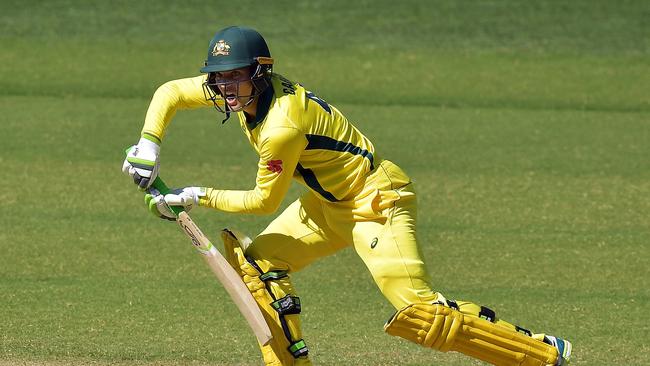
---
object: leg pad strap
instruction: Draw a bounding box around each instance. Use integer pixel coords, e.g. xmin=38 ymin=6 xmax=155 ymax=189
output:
xmin=272 ymin=295 xmax=302 ymax=315
xmin=289 ymin=339 xmax=309 ymax=358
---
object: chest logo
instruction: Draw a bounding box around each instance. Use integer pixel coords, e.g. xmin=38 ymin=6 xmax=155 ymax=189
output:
xmin=267 ymin=160 xmax=283 ymax=173
xmin=212 ymin=40 xmax=231 ymax=56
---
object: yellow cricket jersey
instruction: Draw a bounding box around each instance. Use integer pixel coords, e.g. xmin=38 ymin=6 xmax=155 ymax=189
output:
xmin=141 ymin=73 xmax=382 ymax=214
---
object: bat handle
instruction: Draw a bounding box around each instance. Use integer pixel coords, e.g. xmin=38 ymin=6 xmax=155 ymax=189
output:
xmin=150 ymin=176 xmax=171 ymax=194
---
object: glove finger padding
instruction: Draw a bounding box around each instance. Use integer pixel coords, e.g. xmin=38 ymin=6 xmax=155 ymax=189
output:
xmin=144 ymin=189 xmax=175 ymax=221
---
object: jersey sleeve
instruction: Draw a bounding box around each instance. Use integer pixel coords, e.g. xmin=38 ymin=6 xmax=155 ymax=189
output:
xmin=199 ymin=126 xmax=306 ymax=214
xmin=141 ymin=75 xmax=217 ymax=141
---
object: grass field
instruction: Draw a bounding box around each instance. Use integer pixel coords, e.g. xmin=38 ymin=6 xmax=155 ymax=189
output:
xmin=1 ymin=1 xmax=649 ymax=365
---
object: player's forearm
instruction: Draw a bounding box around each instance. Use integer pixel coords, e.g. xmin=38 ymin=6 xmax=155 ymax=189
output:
xmin=199 ymin=187 xmax=281 ymax=215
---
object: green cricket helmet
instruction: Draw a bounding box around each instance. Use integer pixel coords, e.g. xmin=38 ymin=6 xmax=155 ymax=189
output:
xmin=201 ymin=26 xmax=273 ymax=73
xmin=201 ymin=26 xmax=274 ymax=118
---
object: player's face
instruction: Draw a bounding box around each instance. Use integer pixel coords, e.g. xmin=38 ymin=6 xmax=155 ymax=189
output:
xmin=213 ymin=67 xmax=254 ymax=112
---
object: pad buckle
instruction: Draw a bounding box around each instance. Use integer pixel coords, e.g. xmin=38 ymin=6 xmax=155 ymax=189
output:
xmin=288 ymin=339 xmax=309 ymax=358
xmin=479 ymin=306 xmax=496 ymax=322
xmin=259 ymin=270 xmax=288 ymax=281
xmin=516 ymin=325 xmax=533 ymax=337
xmin=446 ymin=299 xmax=459 ymax=310
xmin=272 ymin=295 xmax=301 ymax=315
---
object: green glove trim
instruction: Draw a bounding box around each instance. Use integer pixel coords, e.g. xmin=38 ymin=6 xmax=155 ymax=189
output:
xmin=127 ymin=156 xmax=155 ymax=167
xmin=141 ymin=133 xmax=162 ymax=144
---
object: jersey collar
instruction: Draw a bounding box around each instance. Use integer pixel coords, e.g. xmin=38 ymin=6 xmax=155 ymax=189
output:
xmin=246 ymin=86 xmax=274 ymax=130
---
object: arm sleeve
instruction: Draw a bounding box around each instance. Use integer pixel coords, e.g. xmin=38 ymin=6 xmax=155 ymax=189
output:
xmin=141 ymin=75 xmax=218 ymax=141
xmin=199 ymin=127 xmax=306 ymax=214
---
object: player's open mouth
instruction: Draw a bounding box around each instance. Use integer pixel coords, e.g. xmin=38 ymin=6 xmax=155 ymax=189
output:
xmin=226 ymin=94 xmax=238 ymax=106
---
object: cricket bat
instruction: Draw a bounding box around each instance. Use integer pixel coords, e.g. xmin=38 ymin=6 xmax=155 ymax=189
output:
xmin=150 ymin=177 xmax=272 ymax=346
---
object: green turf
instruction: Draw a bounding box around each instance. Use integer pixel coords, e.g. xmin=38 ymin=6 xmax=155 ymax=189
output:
xmin=1 ymin=1 xmax=649 ymax=365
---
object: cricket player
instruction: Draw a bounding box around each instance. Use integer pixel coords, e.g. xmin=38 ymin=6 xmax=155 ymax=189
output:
xmin=122 ymin=26 xmax=572 ymax=365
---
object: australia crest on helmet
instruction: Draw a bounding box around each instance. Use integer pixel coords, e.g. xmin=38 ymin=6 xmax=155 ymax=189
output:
xmin=212 ymin=40 xmax=231 ymax=56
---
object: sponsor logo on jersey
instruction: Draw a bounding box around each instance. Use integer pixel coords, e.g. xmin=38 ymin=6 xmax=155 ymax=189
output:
xmin=267 ymin=159 xmax=283 ymax=173
xmin=212 ymin=40 xmax=231 ymax=56
xmin=370 ymin=237 xmax=379 ymax=249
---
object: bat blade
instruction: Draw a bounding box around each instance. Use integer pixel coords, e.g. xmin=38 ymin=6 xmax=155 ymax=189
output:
xmin=177 ymin=211 xmax=272 ymax=345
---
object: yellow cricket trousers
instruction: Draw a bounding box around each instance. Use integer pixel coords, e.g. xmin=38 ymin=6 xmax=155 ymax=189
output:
xmin=246 ymin=159 xmax=441 ymax=309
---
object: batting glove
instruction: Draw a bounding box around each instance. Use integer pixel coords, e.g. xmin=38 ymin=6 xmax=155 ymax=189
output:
xmin=122 ymin=137 xmax=161 ymax=190
xmin=164 ymin=186 xmax=206 ymax=212
xmin=144 ymin=187 xmax=206 ymax=220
